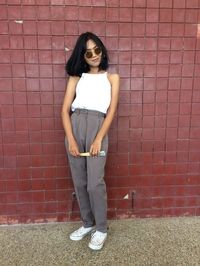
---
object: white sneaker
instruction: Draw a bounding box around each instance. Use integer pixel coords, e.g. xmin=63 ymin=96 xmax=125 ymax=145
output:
xmin=88 ymin=231 xmax=107 ymax=250
xmin=70 ymin=226 xmax=95 ymax=241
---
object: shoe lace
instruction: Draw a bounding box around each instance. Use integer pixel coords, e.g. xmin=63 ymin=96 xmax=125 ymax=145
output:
xmin=76 ymin=226 xmax=85 ymax=234
xmin=91 ymin=231 xmax=105 ymax=244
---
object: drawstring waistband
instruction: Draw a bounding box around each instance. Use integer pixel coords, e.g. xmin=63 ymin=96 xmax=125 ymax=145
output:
xmin=73 ymin=108 xmax=106 ymax=118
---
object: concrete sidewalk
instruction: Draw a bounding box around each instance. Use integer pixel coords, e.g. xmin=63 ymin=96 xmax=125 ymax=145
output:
xmin=0 ymin=217 xmax=200 ymax=266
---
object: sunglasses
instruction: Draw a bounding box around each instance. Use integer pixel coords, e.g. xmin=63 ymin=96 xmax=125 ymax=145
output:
xmin=84 ymin=47 xmax=102 ymax=59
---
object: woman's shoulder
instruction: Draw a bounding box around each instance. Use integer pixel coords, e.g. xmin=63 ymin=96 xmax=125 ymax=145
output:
xmin=107 ymin=72 xmax=120 ymax=83
xmin=67 ymin=75 xmax=81 ymax=84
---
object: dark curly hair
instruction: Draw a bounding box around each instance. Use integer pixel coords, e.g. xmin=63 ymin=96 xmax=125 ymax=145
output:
xmin=65 ymin=32 xmax=109 ymax=77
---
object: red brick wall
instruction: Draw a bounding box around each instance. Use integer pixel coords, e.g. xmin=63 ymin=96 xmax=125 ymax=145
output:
xmin=1 ymin=0 xmax=200 ymax=224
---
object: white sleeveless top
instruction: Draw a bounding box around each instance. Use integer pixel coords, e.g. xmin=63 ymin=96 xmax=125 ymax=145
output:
xmin=71 ymin=72 xmax=111 ymax=114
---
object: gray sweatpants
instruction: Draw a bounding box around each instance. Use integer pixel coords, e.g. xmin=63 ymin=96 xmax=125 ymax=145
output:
xmin=66 ymin=109 xmax=108 ymax=233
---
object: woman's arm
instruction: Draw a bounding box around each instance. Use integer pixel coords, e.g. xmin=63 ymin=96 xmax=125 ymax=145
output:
xmin=61 ymin=76 xmax=80 ymax=157
xmin=89 ymin=73 xmax=120 ymax=156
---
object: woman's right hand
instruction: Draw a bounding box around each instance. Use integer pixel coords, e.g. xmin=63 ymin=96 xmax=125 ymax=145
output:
xmin=68 ymin=138 xmax=80 ymax=157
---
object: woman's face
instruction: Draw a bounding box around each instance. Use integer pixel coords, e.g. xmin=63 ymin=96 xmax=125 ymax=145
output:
xmin=84 ymin=39 xmax=102 ymax=68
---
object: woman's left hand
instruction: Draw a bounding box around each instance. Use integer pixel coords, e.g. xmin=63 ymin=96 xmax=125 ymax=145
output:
xmin=89 ymin=138 xmax=102 ymax=156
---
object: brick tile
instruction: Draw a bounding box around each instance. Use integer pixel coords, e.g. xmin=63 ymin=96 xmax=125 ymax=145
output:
xmin=15 ymin=118 xmax=28 ymax=131
xmin=132 ymin=37 xmax=145 ymax=50
xmin=179 ymin=103 xmax=191 ymax=115
xmin=13 ymin=92 xmax=27 ymax=105
xmin=185 ymin=24 xmax=198 ymax=37
xmin=6 ymin=180 xmax=18 ymax=191
xmin=3 ymin=144 xmax=17 ymax=156
xmin=173 ymin=9 xmax=185 ymax=23
xmin=130 ymin=103 xmax=142 ymax=116
xmin=51 ymin=6 xmax=65 ymax=20
xmin=24 ymin=21 xmax=37 ymax=35
xmin=133 ymin=0 xmax=146 ymax=7
xmin=146 ymin=0 xmax=159 ymax=8
xmin=65 ymin=6 xmax=78 ymax=21
xmin=130 ymin=116 xmax=142 ymax=128
xmin=0 ymin=65 xmax=12 ymax=78
xmin=157 ymin=65 xmax=169 ymax=77
xmin=78 ymin=21 xmax=92 ymax=34
xmin=7 ymin=5 xmax=20 ymax=19
xmin=52 ymin=50 xmax=65 ymax=64
xmin=0 ymin=35 xmax=9 ymax=49
xmin=168 ymin=78 xmax=181 ymax=90
xmin=169 ymin=65 xmax=182 ymax=77
xmin=159 ymin=23 xmax=171 ymax=37
xmin=182 ymin=65 xmax=194 ymax=77
xmin=15 ymin=131 xmax=29 ymax=144
xmin=170 ymin=51 xmax=182 ymax=64
xmin=167 ymin=115 xmax=179 ymax=127
xmin=146 ymin=8 xmax=159 ymax=23
xmin=160 ymin=0 xmax=172 ymax=8
xmin=25 ymin=50 xmax=38 ymax=64
xmin=145 ymin=37 xmax=157 ymax=50
xmin=0 ymin=92 xmax=13 ymax=104
xmin=39 ymin=65 xmax=53 ymax=78
xmin=132 ymin=8 xmax=146 ymax=22
xmin=172 ymin=23 xmax=184 ymax=37
xmin=18 ymin=180 xmax=32 ymax=192
xmin=25 ymin=64 xmax=39 ymax=78
xmin=37 ymin=21 xmax=51 ymax=35
xmin=120 ymin=78 xmax=130 ymax=90
xmin=16 ymin=143 xmax=30 ymax=156
xmin=53 ymin=64 xmax=65 ymax=78
xmin=38 ymin=51 xmax=52 ymax=64
xmin=12 ymin=64 xmax=25 ymax=78
xmin=106 ymin=8 xmax=119 ymax=22
xmin=185 ymin=9 xmax=198 ymax=23
xmin=154 ymin=128 xmax=166 ymax=140
xmin=131 ymin=65 xmax=143 ymax=77
xmin=2 ymin=118 xmax=15 ymax=131
xmin=11 ymin=50 xmax=24 ymax=63
xmin=119 ymin=90 xmax=130 ymax=104
xmin=24 ymin=36 xmax=37 ymax=49
xmin=144 ymin=65 xmax=156 ymax=77
xmin=119 ymin=22 xmax=132 ymax=36
xmin=145 ymin=23 xmax=158 ymax=37
xmin=21 ymin=6 xmax=37 ymax=20
xmin=119 ymin=8 xmax=132 ymax=22
xmin=119 ymin=0 xmax=132 ymax=7
xmin=92 ymin=7 xmax=106 ymax=21
xmin=159 ymin=9 xmax=172 ymax=22
xmin=0 ymin=21 xmax=8 ymax=34
xmin=171 ymin=37 xmax=183 ymax=50
xmin=106 ymin=23 xmax=118 ymax=36
xmin=22 ymin=0 xmax=35 ymax=4
xmin=184 ymin=38 xmax=196 ymax=50
xmin=186 ymin=0 xmax=199 ymax=8
xmin=0 ymin=5 xmax=7 ymax=19
xmin=51 ymin=21 xmax=65 ymax=35
xmin=174 ymin=0 xmax=186 ymax=8
xmin=119 ymin=65 xmax=131 ymax=77
xmin=41 ymin=105 xmax=54 ymax=117
xmin=142 ymin=128 xmax=154 ymax=140
xmin=37 ymin=6 xmax=51 ymax=20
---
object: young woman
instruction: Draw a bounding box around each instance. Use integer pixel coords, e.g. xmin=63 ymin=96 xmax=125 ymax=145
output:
xmin=61 ymin=32 xmax=120 ymax=251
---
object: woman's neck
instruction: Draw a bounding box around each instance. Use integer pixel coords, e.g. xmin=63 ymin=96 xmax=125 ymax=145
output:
xmin=88 ymin=66 xmax=100 ymax=74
